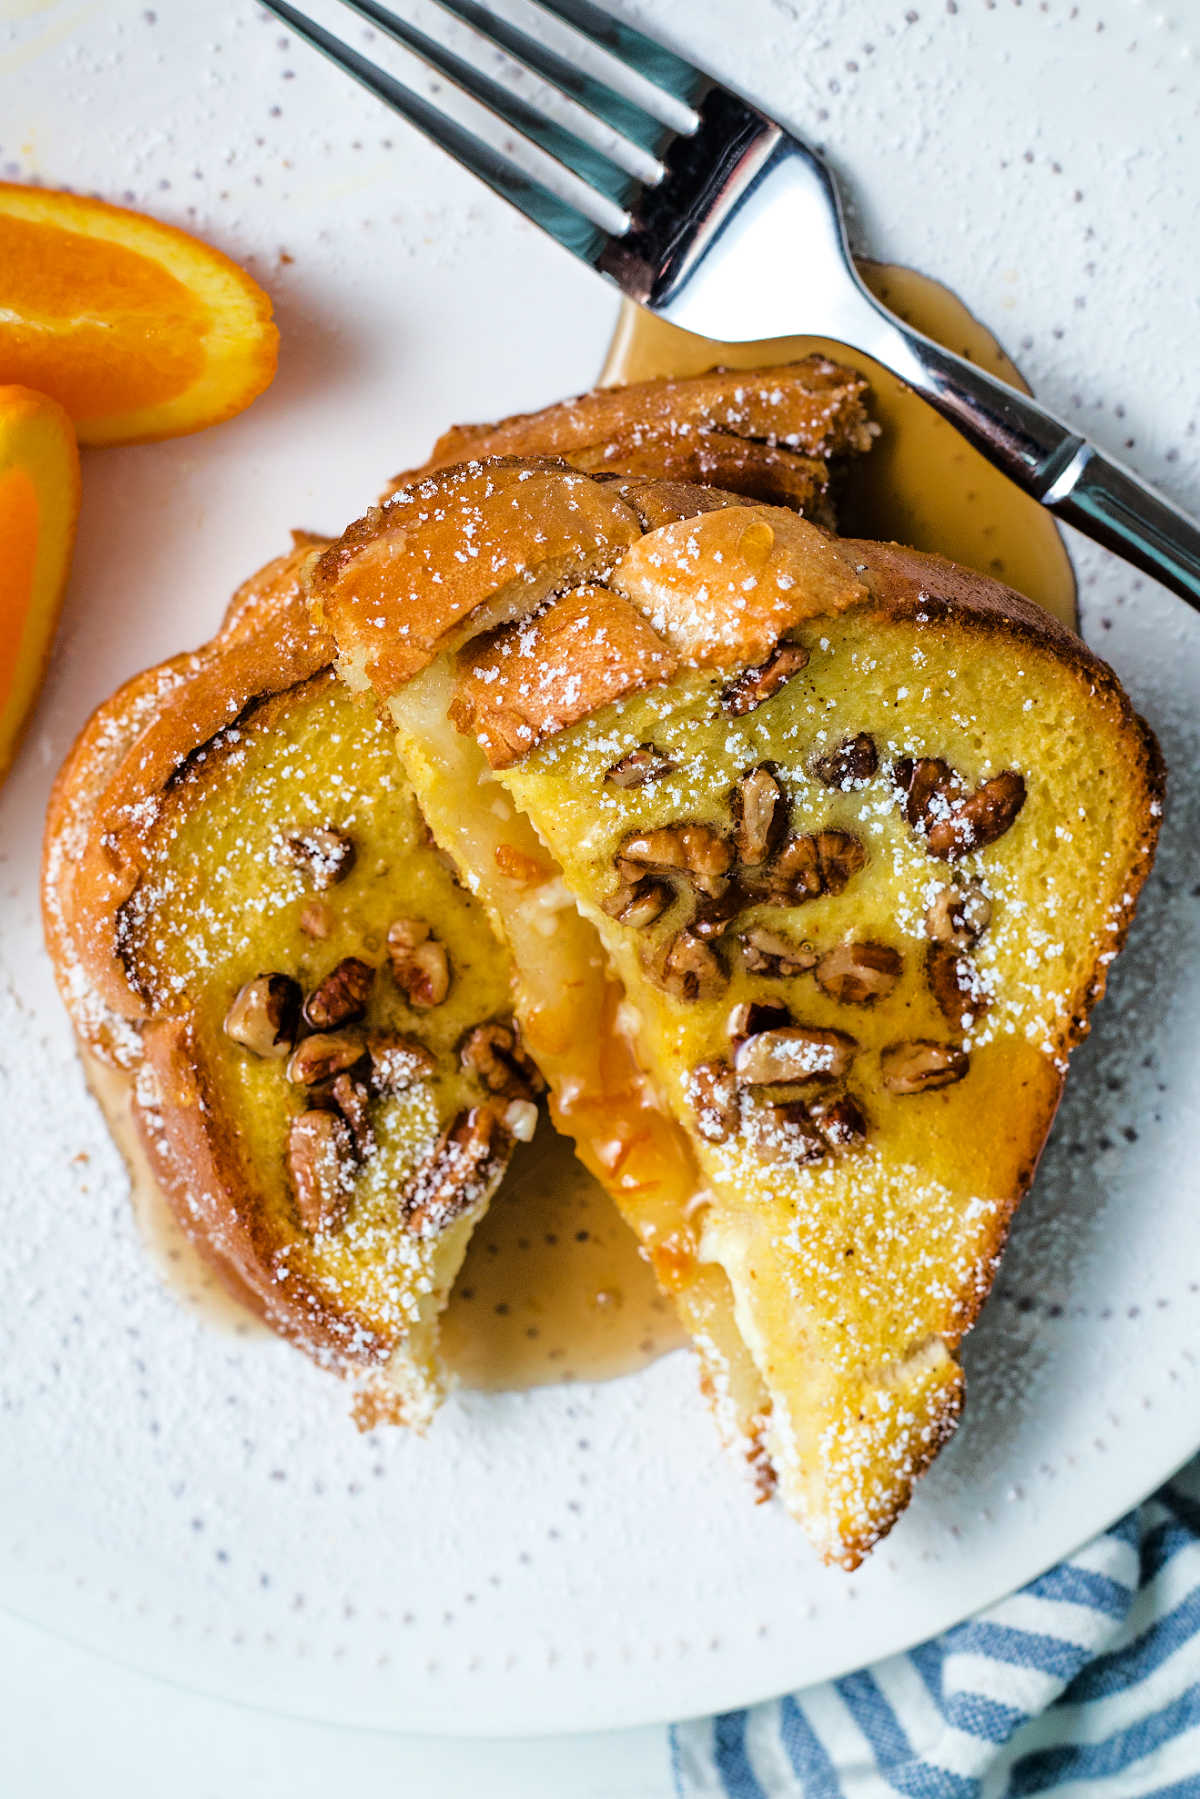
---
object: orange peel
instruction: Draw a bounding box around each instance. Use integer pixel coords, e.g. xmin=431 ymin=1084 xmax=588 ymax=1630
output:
xmin=0 ymin=385 xmax=80 ymax=786
xmin=0 ymin=184 xmax=278 ymax=446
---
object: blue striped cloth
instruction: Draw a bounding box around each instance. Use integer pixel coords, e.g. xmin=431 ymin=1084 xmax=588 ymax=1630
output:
xmin=671 ymin=1457 xmax=1200 ymax=1797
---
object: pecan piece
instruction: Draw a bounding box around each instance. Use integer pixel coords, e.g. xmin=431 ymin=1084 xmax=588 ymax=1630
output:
xmin=927 ymin=771 xmax=1026 ymax=861
xmin=287 ymin=1108 xmax=357 ymax=1234
xmin=733 ymin=1024 xmax=857 ymax=1087
xmin=815 ymin=941 xmax=902 ymax=1005
xmin=330 ymin=1072 xmax=374 ymax=1159
xmin=881 ymin=1039 xmax=970 ymax=1094
xmin=894 ymin=759 xmax=1026 ymax=860
xmin=727 ymin=999 xmax=794 ymax=1046
xmin=926 ymin=944 xmax=990 ymax=1030
xmin=748 ymin=1098 xmax=828 ymax=1166
xmin=302 ymin=956 xmax=375 ymax=1031
xmin=738 ymin=925 xmax=817 ymax=976
xmin=925 ymin=880 xmax=992 ymax=949
xmin=275 ymin=825 xmax=355 ymax=889
xmin=605 ymin=744 xmax=679 ymax=788
xmin=811 ymin=732 xmax=878 ymax=789
xmin=812 ymin=1092 xmax=869 ymax=1149
xmin=615 ymin=823 xmax=732 ymax=899
xmin=224 ymin=974 xmax=300 ymax=1058
xmin=720 ymin=641 xmax=810 ymax=716
xmin=894 ymin=757 xmax=956 ymax=830
xmin=402 ymin=1105 xmax=509 ymax=1233
xmin=686 ymin=1057 xmax=740 ymax=1143
xmin=387 ymin=917 xmax=451 ymax=1008
xmin=367 ymin=1031 xmax=437 ymax=1093
xmin=603 ymin=877 xmax=673 ymax=930
xmin=459 ymin=1021 xmax=545 ymax=1100
xmin=286 ymin=1028 xmax=366 ymax=1087
xmin=731 ymin=765 xmax=789 ymax=867
xmin=657 ymin=928 xmax=727 ymax=1001
xmin=766 ymin=830 xmax=866 ymax=903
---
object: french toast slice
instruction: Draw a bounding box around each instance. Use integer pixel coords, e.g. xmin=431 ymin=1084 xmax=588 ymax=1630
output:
xmin=311 ymin=463 xmax=1163 ymax=1563
xmin=44 ymin=544 xmax=533 ymax=1423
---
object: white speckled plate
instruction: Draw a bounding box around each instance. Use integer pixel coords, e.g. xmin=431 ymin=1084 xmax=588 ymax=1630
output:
xmin=1 ymin=0 xmax=1198 ymax=1737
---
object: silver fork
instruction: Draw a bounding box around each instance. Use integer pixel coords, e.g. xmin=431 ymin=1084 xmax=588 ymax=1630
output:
xmin=259 ymin=0 xmax=1200 ymax=611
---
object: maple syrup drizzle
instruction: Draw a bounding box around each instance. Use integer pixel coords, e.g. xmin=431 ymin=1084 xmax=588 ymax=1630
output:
xmin=94 ymin=265 xmax=1073 ymax=1393
xmin=600 ymin=261 xmax=1077 ymax=629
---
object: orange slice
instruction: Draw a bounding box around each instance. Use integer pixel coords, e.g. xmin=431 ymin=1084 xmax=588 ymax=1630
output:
xmin=0 ymin=386 xmax=80 ymax=786
xmin=0 ymin=184 xmax=278 ymax=446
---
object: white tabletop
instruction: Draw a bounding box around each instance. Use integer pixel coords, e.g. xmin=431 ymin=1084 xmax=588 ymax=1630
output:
xmin=0 ymin=1607 xmax=673 ymax=1798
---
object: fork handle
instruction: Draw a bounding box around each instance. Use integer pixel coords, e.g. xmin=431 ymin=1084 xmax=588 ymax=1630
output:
xmin=875 ymin=323 xmax=1200 ymax=612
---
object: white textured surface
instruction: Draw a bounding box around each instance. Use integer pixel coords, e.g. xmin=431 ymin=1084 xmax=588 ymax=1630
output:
xmin=0 ymin=0 xmax=1198 ymax=1738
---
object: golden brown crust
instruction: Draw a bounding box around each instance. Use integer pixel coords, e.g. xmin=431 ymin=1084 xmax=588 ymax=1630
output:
xmin=312 ymin=460 xmax=642 ymax=697
xmin=451 ymin=584 xmax=679 ymax=768
xmin=390 ymin=357 xmax=875 ymax=496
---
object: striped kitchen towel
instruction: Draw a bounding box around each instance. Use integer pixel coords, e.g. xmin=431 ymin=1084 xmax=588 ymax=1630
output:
xmin=671 ymin=1456 xmax=1200 ymax=1797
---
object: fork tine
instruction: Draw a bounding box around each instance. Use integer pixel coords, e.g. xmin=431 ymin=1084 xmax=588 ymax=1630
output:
xmin=260 ymin=0 xmax=618 ymax=267
xmin=427 ymin=0 xmax=688 ymax=157
xmin=334 ymin=0 xmax=642 ymax=207
xmin=529 ymin=0 xmax=709 ymax=111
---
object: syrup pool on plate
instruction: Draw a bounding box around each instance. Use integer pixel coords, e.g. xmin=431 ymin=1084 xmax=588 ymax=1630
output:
xmin=600 ymin=261 xmax=1077 ymax=629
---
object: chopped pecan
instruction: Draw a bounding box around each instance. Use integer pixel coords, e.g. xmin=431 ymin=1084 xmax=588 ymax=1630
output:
xmin=367 ymin=1031 xmax=437 ymax=1093
xmin=286 ymin=1028 xmax=366 ymax=1087
xmin=287 ymin=1108 xmax=357 ymax=1234
xmin=766 ymin=830 xmax=866 ymax=904
xmin=880 ymin=1039 xmax=970 ymax=1094
xmin=459 ymin=1021 xmax=545 ymax=1100
xmin=402 ymin=1105 xmax=509 ymax=1233
xmin=927 ymin=771 xmax=1026 ymax=860
xmin=748 ymin=1098 xmax=828 ymax=1166
xmin=330 ymin=1072 xmax=374 ymax=1159
xmin=925 ymin=880 xmax=992 ymax=950
xmin=302 ymin=956 xmax=375 ymax=1030
xmin=926 ymin=944 xmax=990 ymax=1030
xmin=816 ymin=830 xmax=868 ymax=894
xmin=275 ymin=825 xmax=355 ymax=889
xmin=727 ymin=999 xmax=794 ymax=1046
xmin=720 ymin=641 xmax=810 ymax=716
xmin=387 ymin=918 xmax=451 ymax=1008
xmin=731 ymin=765 xmax=789 ymax=867
xmin=686 ymin=1057 xmax=740 ymax=1143
xmin=603 ymin=877 xmax=673 ymax=930
xmin=812 ymin=1092 xmax=869 ymax=1149
xmin=738 ymin=925 xmax=817 ymax=977
xmin=690 ymin=887 xmax=744 ymax=940
xmin=894 ymin=758 xmax=1026 ymax=861
xmin=811 ymin=732 xmax=878 ymax=789
xmin=223 ymin=974 xmax=300 ymax=1058
xmin=815 ymin=941 xmax=902 ymax=1005
xmin=733 ymin=1024 xmax=857 ymax=1087
xmin=657 ymin=928 xmax=727 ymax=1001
xmin=615 ymin=822 xmax=732 ymax=899
xmin=605 ymin=744 xmax=679 ymax=788
xmin=894 ymin=757 xmax=956 ymax=830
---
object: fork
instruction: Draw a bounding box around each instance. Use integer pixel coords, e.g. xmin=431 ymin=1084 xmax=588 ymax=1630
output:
xmin=259 ymin=0 xmax=1200 ymax=611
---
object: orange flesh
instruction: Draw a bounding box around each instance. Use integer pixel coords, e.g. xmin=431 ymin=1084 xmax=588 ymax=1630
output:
xmin=0 ymin=215 xmax=207 ymax=420
xmin=0 ymin=463 xmax=38 ymax=714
